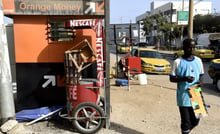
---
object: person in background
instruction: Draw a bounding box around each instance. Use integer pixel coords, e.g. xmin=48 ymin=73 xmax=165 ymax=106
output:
xmin=169 ymin=38 xmax=204 ymax=134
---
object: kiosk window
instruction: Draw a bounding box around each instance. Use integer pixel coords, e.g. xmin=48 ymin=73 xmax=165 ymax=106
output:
xmin=47 ymin=19 xmax=75 ymax=42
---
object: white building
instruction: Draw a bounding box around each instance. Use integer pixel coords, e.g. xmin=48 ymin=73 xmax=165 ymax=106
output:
xmin=136 ymin=0 xmax=212 ymax=43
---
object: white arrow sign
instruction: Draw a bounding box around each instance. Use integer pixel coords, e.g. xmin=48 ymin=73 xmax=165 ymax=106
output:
xmin=84 ymin=2 xmax=96 ymax=14
xmin=42 ymin=75 xmax=56 ymax=88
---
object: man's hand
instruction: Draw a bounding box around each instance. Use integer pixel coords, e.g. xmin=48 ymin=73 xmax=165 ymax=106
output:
xmin=185 ymin=76 xmax=195 ymax=83
xmin=196 ymin=81 xmax=202 ymax=87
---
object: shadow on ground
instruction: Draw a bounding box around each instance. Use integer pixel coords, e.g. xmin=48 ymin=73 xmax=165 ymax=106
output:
xmin=110 ymin=122 xmax=144 ymax=134
xmin=202 ymin=83 xmax=220 ymax=97
xmin=25 ymin=118 xmax=144 ymax=134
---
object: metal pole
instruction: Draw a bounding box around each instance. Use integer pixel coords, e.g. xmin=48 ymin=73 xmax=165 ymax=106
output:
xmin=138 ymin=21 xmax=140 ymax=42
xmin=0 ymin=0 xmax=15 ymax=124
xmin=129 ymin=23 xmax=132 ymax=57
xmin=114 ymin=25 xmax=119 ymax=78
xmin=181 ymin=0 xmax=184 ymax=41
xmin=104 ymin=0 xmax=110 ymax=129
xmin=170 ymin=3 xmax=173 ymax=48
xmin=188 ymin=0 xmax=194 ymax=38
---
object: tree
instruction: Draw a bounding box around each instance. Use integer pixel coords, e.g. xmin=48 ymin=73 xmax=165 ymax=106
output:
xmin=142 ymin=16 xmax=153 ymax=36
xmin=193 ymin=14 xmax=220 ymax=33
xmin=142 ymin=13 xmax=182 ymax=49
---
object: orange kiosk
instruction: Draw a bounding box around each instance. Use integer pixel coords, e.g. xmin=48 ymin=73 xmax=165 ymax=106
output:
xmin=3 ymin=1 xmax=107 ymax=133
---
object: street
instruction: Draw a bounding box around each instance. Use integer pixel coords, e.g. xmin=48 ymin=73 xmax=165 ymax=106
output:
xmin=110 ymin=44 xmax=214 ymax=87
xmin=11 ymin=46 xmax=220 ymax=134
xmin=107 ymin=45 xmax=220 ymax=134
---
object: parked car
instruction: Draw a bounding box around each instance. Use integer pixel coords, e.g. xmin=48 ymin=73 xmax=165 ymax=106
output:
xmin=208 ymin=58 xmax=220 ymax=92
xmin=135 ymin=42 xmax=155 ymax=49
xmin=174 ymin=45 xmax=215 ymax=60
xmin=116 ymin=43 xmax=132 ymax=53
xmin=131 ymin=48 xmax=171 ymax=74
xmin=135 ymin=42 xmax=148 ymax=47
xmin=208 ymin=33 xmax=220 ymax=58
xmin=196 ymin=33 xmax=212 ymax=47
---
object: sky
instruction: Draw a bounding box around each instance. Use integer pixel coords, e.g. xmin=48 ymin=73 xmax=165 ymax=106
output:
xmin=110 ymin=0 xmax=220 ymax=24
xmin=3 ymin=0 xmax=220 ymax=24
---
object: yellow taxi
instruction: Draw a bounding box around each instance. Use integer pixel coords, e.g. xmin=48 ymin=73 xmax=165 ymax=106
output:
xmin=116 ymin=43 xmax=132 ymax=54
xmin=208 ymin=58 xmax=220 ymax=91
xmin=131 ymin=48 xmax=171 ymax=74
xmin=174 ymin=45 xmax=215 ymax=59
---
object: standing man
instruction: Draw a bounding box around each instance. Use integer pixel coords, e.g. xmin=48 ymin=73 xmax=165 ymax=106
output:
xmin=170 ymin=38 xmax=204 ymax=134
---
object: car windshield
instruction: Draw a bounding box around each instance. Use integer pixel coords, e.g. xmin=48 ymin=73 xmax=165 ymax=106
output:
xmin=138 ymin=43 xmax=148 ymax=47
xmin=139 ymin=50 xmax=162 ymax=58
xmin=196 ymin=45 xmax=208 ymax=49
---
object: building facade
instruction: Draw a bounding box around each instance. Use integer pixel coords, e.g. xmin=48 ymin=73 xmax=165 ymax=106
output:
xmin=136 ymin=0 xmax=212 ymax=45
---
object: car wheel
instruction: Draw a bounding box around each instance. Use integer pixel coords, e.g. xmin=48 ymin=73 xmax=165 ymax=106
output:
xmin=216 ymin=79 xmax=220 ymax=92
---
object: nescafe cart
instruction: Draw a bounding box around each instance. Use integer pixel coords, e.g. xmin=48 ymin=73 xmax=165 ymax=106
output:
xmin=61 ymin=39 xmax=105 ymax=134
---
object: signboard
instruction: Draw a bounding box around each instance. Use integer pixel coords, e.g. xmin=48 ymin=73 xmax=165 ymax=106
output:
xmin=3 ymin=0 xmax=104 ymax=15
xmin=16 ymin=63 xmax=66 ymax=110
xmin=16 ymin=62 xmax=97 ymax=110
xmin=177 ymin=11 xmax=189 ymax=25
xmin=65 ymin=19 xmax=104 ymax=87
xmin=188 ymin=85 xmax=208 ymax=119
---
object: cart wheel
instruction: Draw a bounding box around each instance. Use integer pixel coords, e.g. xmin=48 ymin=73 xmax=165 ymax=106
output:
xmin=72 ymin=102 xmax=105 ymax=134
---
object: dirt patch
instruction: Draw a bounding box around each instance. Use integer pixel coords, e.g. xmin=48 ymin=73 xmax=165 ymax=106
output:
xmin=12 ymin=52 xmax=220 ymax=134
xmin=17 ymin=75 xmax=220 ymax=134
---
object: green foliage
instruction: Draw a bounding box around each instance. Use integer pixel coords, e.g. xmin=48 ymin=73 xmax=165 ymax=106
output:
xmin=142 ymin=13 xmax=220 ymax=38
xmin=142 ymin=16 xmax=153 ymax=35
xmin=193 ymin=14 xmax=220 ymax=33
xmin=142 ymin=13 xmax=182 ymax=40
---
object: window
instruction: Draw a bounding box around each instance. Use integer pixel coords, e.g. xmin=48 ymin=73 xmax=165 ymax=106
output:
xmin=131 ymin=49 xmax=137 ymax=56
xmin=139 ymin=50 xmax=162 ymax=58
xmin=47 ymin=18 xmax=75 ymax=42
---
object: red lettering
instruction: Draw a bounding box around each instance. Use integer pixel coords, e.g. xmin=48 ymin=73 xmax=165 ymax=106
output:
xmin=20 ymin=3 xmax=26 ymax=10
xmin=72 ymin=85 xmax=77 ymax=100
xmin=96 ymin=2 xmax=104 ymax=13
xmin=57 ymin=75 xmax=65 ymax=87
xmin=19 ymin=2 xmax=51 ymax=12
xmin=68 ymin=85 xmax=77 ymax=100
xmin=53 ymin=4 xmax=81 ymax=12
xmin=97 ymin=71 xmax=104 ymax=87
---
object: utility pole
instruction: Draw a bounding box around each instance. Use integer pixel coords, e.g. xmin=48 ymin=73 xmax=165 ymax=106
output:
xmin=214 ymin=8 xmax=216 ymax=15
xmin=104 ymin=0 xmax=110 ymax=129
xmin=181 ymin=0 xmax=184 ymax=41
xmin=188 ymin=0 xmax=194 ymax=38
xmin=170 ymin=2 xmax=173 ymax=48
xmin=0 ymin=0 xmax=15 ymax=124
